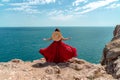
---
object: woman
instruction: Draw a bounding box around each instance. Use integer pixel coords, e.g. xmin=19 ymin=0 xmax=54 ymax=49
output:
xmin=39 ymin=28 xmax=77 ymax=63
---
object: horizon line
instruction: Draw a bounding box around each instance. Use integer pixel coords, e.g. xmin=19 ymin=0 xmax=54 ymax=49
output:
xmin=0 ymin=26 xmax=116 ymax=27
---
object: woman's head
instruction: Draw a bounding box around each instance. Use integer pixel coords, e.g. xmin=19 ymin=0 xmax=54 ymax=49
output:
xmin=55 ymin=28 xmax=60 ymax=32
xmin=52 ymin=28 xmax=62 ymax=41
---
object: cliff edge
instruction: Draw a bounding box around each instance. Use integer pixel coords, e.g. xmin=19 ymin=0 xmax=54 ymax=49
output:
xmin=0 ymin=58 xmax=115 ymax=80
xmin=101 ymin=25 xmax=120 ymax=79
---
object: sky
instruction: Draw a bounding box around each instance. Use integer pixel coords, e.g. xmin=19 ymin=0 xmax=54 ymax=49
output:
xmin=0 ymin=0 xmax=120 ymax=27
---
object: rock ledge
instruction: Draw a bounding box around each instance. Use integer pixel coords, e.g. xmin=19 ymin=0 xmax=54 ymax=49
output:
xmin=101 ymin=25 xmax=120 ymax=79
xmin=0 ymin=58 xmax=115 ymax=80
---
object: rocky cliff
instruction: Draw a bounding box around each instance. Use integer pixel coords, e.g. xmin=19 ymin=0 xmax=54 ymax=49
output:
xmin=0 ymin=58 xmax=115 ymax=80
xmin=101 ymin=25 xmax=120 ymax=79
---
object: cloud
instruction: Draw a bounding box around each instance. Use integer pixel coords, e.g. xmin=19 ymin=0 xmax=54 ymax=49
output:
xmin=10 ymin=3 xmax=27 ymax=6
xmin=0 ymin=4 xmax=4 ymax=6
xmin=48 ymin=9 xmax=74 ymax=21
xmin=50 ymin=14 xmax=73 ymax=21
xmin=73 ymin=0 xmax=87 ymax=6
xmin=75 ymin=0 xmax=118 ymax=14
xmin=6 ymin=5 xmax=30 ymax=11
xmin=7 ymin=0 xmax=56 ymax=14
xmin=27 ymin=0 xmax=56 ymax=5
xmin=3 ymin=0 xmax=119 ymax=16
xmin=2 ymin=0 xmax=10 ymax=2
xmin=9 ymin=0 xmax=56 ymax=6
xmin=106 ymin=3 xmax=120 ymax=8
xmin=6 ymin=5 xmax=41 ymax=14
xmin=48 ymin=10 xmax=63 ymax=16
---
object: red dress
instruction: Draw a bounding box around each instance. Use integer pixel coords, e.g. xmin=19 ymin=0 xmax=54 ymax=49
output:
xmin=39 ymin=40 xmax=77 ymax=63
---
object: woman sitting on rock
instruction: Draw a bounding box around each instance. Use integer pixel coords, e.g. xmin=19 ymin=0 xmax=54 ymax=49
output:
xmin=39 ymin=28 xmax=77 ymax=63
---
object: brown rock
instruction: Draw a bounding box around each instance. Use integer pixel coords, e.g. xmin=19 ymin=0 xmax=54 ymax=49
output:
xmin=106 ymin=48 xmax=120 ymax=61
xmin=116 ymin=69 xmax=120 ymax=78
xmin=73 ymin=74 xmax=87 ymax=80
xmin=101 ymin=25 xmax=120 ymax=79
xmin=11 ymin=59 xmax=23 ymax=63
xmin=56 ymin=74 xmax=63 ymax=80
xmin=112 ymin=25 xmax=120 ymax=40
xmin=53 ymin=66 xmax=61 ymax=74
xmin=41 ymin=75 xmax=52 ymax=80
xmin=69 ymin=58 xmax=85 ymax=64
xmin=45 ymin=66 xmax=54 ymax=74
xmin=69 ymin=63 xmax=82 ymax=71
xmin=0 ymin=58 xmax=116 ymax=80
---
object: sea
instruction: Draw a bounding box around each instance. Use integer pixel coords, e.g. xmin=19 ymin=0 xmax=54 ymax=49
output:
xmin=0 ymin=27 xmax=114 ymax=63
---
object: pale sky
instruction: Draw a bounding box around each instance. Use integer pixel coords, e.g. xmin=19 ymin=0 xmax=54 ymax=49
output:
xmin=0 ymin=0 xmax=120 ymax=27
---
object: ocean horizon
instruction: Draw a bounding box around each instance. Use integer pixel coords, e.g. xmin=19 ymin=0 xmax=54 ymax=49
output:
xmin=0 ymin=27 xmax=114 ymax=63
xmin=0 ymin=26 xmax=114 ymax=27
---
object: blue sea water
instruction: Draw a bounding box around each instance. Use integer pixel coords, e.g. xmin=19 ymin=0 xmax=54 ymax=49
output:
xmin=0 ymin=27 xmax=114 ymax=63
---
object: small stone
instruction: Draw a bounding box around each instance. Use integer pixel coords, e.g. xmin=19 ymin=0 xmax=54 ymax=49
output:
xmin=69 ymin=58 xmax=85 ymax=64
xmin=73 ymin=75 xmax=86 ymax=80
xmin=76 ymin=60 xmax=85 ymax=64
xmin=69 ymin=63 xmax=82 ymax=71
xmin=56 ymin=74 xmax=63 ymax=80
xmin=11 ymin=59 xmax=23 ymax=63
xmin=116 ymin=69 xmax=120 ymax=78
xmin=41 ymin=75 xmax=52 ymax=80
xmin=73 ymin=75 xmax=80 ymax=80
xmin=86 ymin=75 xmax=95 ymax=80
xmin=84 ymin=64 xmax=92 ymax=69
xmin=53 ymin=66 xmax=61 ymax=74
xmin=45 ymin=66 xmax=54 ymax=74
xmin=2 ymin=64 xmax=8 ymax=67
xmin=94 ymin=69 xmax=103 ymax=78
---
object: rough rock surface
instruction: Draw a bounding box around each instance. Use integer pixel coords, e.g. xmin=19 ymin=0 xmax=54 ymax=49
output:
xmin=101 ymin=25 xmax=120 ymax=79
xmin=0 ymin=58 xmax=115 ymax=80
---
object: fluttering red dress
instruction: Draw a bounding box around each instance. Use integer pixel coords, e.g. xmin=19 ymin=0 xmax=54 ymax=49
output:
xmin=39 ymin=40 xmax=77 ymax=63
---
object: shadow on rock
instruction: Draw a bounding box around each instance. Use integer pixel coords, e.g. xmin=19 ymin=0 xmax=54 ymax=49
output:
xmin=32 ymin=62 xmax=70 ymax=68
xmin=32 ymin=62 xmax=56 ymax=68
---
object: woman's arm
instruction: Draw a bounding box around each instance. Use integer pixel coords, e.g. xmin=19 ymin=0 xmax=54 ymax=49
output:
xmin=62 ymin=37 xmax=72 ymax=41
xmin=43 ymin=38 xmax=52 ymax=41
